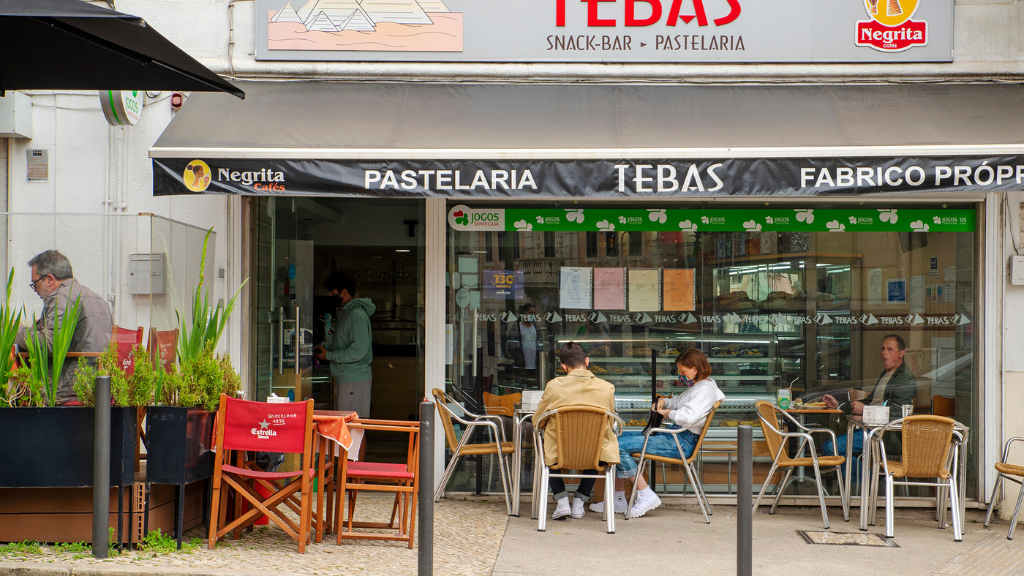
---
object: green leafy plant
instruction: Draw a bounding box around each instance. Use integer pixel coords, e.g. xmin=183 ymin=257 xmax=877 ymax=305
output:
xmin=74 ymin=342 xmax=155 ymax=407
xmin=0 ymin=540 xmax=42 ymax=556
xmin=177 ymin=228 xmax=247 ymax=366
xmin=138 ymin=528 xmax=200 ymax=554
xmin=21 ymin=295 xmax=81 ymax=407
xmin=0 ymin=268 xmax=23 ymax=405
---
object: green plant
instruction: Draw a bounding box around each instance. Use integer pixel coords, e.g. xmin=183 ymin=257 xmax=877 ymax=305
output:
xmin=177 ymin=228 xmax=247 ymax=366
xmin=138 ymin=528 xmax=200 ymax=553
xmin=73 ymin=342 xmax=154 ymax=407
xmin=0 ymin=540 xmax=42 ymax=556
xmin=21 ymin=295 xmax=81 ymax=407
xmin=52 ymin=541 xmax=90 ymax=554
xmin=0 ymin=268 xmax=23 ymax=405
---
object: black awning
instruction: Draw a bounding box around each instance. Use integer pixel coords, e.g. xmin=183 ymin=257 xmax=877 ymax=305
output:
xmin=0 ymin=0 xmax=243 ymax=98
xmin=150 ymin=81 xmax=1024 ymax=197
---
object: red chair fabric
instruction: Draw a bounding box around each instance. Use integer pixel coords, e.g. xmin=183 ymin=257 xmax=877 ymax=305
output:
xmin=208 ymin=394 xmax=316 ymax=553
xmin=148 ymin=328 xmax=178 ymax=373
xmin=111 ymin=326 xmax=143 ymax=375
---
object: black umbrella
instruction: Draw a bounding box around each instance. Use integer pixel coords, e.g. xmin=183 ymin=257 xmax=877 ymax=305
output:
xmin=0 ymin=0 xmax=243 ymax=98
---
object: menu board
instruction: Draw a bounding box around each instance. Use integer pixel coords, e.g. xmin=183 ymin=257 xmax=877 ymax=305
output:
xmin=593 ymin=268 xmax=626 ymax=310
xmin=628 ymin=269 xmax=661 ymax=312
xmin=663 ymin=269 xmax=695 ymax=312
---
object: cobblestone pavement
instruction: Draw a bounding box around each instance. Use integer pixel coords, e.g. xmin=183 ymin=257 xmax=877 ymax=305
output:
xmin=0 ymin=495 xmax=508 ymax=576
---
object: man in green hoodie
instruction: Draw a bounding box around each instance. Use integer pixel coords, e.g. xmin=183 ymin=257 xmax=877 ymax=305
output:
xmin=316 ymin=273 xmax=375 ymax=420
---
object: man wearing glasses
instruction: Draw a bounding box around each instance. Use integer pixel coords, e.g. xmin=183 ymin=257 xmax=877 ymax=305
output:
xmin=16 ymin=250 xmax=113 ymax=405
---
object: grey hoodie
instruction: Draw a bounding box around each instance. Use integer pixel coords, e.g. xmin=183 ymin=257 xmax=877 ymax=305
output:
xmin=324 ymin=297 xmax=375 ymax=384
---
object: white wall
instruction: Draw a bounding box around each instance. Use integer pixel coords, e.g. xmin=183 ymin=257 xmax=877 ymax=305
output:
xmin=998 ymin=191 xmax=1024 ymax=519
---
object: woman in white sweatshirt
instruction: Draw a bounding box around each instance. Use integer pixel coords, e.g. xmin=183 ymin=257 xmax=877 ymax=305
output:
xmin=591 ymin=348 xmax=725 ymax=518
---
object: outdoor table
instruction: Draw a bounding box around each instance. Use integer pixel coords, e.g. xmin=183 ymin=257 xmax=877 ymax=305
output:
xmin=844 ymin=415 xmax=968 ymax=531
xmin=311 ymin=410 xmax=358 ymax=542
xmin=511 ymin=407 xmax=538 ymax=518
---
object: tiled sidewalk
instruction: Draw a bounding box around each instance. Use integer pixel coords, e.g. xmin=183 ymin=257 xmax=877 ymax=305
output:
xmin=0 ymin=495 xmax=508 ymax=576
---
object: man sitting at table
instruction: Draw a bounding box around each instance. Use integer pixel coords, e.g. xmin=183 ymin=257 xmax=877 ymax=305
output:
xmin=822 ymin=334 xmax=918 ymax=465
xmin=533 ymin=341 xmax=619 ymax=521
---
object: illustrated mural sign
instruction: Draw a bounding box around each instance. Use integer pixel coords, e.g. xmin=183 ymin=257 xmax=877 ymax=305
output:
xmin=268 ymin=0 xmax=462 ymax=52
xmin=255 ymin=0 xmax=953 ymax=62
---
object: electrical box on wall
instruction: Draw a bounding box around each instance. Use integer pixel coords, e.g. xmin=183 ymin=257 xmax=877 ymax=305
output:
xmin=1011 ymin=256 xmax=1024 ymax=286
xmin=128 ymin=253 xmax=166 ymax=295
xmin=0 ymin=91 xmax=32 ymax=138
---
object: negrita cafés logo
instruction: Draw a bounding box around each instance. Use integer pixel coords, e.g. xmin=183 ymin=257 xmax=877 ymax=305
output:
xmin=856 ymin=0 xmax=927 ymax=52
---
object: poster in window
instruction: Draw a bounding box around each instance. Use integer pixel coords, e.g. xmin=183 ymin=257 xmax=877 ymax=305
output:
xmin=887 ymin=279 xmax=907 ymax=304
xmin=662 ymin=269 xmax=695 ymax=311
xmin=594 ymin=268 xmax=625 ymax=310
xmin=559 ymin=267 xmax=592 ymax=310
xmin=483 ymin=270 xmax=523 ymax=300
xmin=628 ymin=269 xmax=661 ymax=312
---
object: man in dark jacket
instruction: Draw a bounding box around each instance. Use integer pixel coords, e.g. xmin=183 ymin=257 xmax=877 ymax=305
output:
xmin=823 ymin=334 xmax=917 ymax=458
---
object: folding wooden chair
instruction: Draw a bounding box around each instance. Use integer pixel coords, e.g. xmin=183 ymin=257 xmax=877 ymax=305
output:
xmin=208 ymin=394 xmax=316 ymax=552
xmin=337 ymin=419 xmax=420 ymax=548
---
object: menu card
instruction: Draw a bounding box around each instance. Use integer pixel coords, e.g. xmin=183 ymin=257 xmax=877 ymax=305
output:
xmin=628 ymin=269 xmax=661 ymax=312
xmin=593 ymin=268 xmax=626 ymax=310
xmin=663 ymin=269 xmax=695 ymax=311
xmin=559 ymin=267 xmax=593 ymax=309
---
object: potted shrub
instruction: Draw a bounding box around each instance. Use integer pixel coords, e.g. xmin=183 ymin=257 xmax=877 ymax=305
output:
xmin=142 ymin=229 xmax=246 ymax=547
xmin=0 ymin=269 xmax=138 ymax=489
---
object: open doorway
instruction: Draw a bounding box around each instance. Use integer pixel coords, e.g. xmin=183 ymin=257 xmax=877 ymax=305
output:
xmin=249 ymin=197 xmax=425 ymax=461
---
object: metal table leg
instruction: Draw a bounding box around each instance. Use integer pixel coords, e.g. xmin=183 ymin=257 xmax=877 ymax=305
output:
xmin=844 ymin=420 xmax=854 ymax=523
xmin=859 ymin=427 xmax=872 ymax=531
xmin=511 ymin=414 xmax=523 ymax=517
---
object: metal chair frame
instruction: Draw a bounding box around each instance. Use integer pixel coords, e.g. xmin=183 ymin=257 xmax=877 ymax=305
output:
xmin=625 ymin=401 xmax=721 ymax=523
xmin=984 ymin=436 xmax=1024 ymax=540
xmin=873 ymin=415 xmax=962 ymax=542
xmin=432 ymin=389 xmax=513 ymax=515
xmin=753 ymin=401 xmax=847 ymax=529
xmin=533 ymin=406 xmax=624 ymax=534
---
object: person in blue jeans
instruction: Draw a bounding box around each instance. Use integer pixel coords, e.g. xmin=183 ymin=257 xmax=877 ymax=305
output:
xmin=591 ymin=348 xmax=725 ymax=518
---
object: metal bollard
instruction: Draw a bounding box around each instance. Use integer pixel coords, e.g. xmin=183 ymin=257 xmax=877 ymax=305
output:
xmin=93 ymin=375 xmax=111 ymax=558
xmin=418 ymin=401 xmax=434 ymax=576
xmin=737 ymin=425 xmax=752 ymax=576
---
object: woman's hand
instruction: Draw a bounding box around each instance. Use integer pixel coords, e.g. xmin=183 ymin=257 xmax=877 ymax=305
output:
xmin=656 ymin=398 xmax=666 ymax=410
xmin=657 ymin=408 xmax=671 ymax=417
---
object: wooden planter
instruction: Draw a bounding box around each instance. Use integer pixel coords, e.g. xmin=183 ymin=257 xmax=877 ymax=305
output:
xmin=0 ymin=406 xmax=136 ymax=488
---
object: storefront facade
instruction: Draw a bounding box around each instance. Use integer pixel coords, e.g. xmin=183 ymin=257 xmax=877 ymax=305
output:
xmin=148 ymin=78 xmax=1024 ymax=504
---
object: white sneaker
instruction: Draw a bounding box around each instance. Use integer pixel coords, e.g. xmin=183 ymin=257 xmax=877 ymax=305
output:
xmin=589 ymin=495 xmax=628 ymax=514
xmin=552 ymin=497 xmax=571 ymax=520
xmin=571 ymin=498 xmax=586 ymax=519
xmin=630 ymin=491 xmax=662 ymax=518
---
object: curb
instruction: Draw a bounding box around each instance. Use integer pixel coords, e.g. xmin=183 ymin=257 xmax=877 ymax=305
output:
xmin=0 ymin=564 xmax=312 ymax=576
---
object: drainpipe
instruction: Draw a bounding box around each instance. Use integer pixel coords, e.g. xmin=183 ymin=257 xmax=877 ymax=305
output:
xmin=228 ymin=0 xmax=254 ymax=79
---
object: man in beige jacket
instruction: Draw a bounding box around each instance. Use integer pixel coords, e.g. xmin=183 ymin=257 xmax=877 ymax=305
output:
xmin=533 ymin=341 xmax=619 ymax=520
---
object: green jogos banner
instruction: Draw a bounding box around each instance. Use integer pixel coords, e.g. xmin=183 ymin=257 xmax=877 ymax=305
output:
xmin=447 ymin=206 xmax=975 ymax=233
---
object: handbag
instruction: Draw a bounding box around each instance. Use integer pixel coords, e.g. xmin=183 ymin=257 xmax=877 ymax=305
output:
xmin=640 ymin=396 xmax=666 ymax=436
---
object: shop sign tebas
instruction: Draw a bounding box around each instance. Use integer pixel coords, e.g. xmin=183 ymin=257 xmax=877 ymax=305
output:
xmin=855 ymin=0 xmax=927 ymax=52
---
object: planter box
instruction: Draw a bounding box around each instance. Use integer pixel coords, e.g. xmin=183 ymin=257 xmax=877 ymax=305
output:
xmin=145 ymin=406 xmax=215 ymax=485
xmin=0 ymin=407 xmax=136 ymax=488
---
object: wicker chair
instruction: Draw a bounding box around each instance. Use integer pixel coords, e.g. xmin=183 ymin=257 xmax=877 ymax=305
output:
xmin=984 ymin=436 xmax=1024 ymax=539
xmin=432 ymin=388 xmax=514 ymax=515
xmin=874 ymin=415 xmax=961 ymax=541
xmin=533 ymin=405 xmax=624 ymax=533
xmin=753 ymin=401 xmax=847 ymax=529
xmin=625 ymin=401 xmax=721 ymax=523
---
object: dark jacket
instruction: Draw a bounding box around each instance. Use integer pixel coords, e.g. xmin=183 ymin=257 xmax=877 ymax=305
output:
xmin=864 ymin=361 xmax=917 ymax=419
xmin=16 ymin=278 xmax=113 ymax=404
